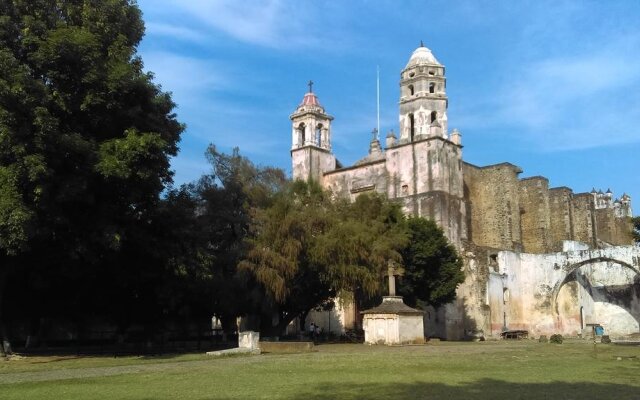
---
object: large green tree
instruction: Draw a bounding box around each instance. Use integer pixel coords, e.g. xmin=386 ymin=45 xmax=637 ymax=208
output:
xmin=193 ymin=145 xmax=286 ymax=335
xmin=240 ymin=182 xmax=409 ymax=335
xmin=0 ymin=0 xmax=183 ymax=354
xmin=397 ymin=217 xmax=464 ymax=308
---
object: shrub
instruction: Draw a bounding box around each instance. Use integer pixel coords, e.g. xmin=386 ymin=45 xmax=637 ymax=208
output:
xmin=601 ymin=335 xmax=611 ymax=344
xmin=549 ymin=334 xmax=563 ymax=344
xmin=538 ymin=335 xmax=548 ymax=343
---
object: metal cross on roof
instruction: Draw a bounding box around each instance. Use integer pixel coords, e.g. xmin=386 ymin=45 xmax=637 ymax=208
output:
xmin=308 ymin=80 xmax=314 ymax=93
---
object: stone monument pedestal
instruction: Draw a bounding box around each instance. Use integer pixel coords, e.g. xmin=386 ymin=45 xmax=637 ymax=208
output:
xmin=362 ymin=296 xmax=424 ymax=345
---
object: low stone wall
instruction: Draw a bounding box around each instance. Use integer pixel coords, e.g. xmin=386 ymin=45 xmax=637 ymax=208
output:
xmin=259 ymin=341 xmax=315 ymax=353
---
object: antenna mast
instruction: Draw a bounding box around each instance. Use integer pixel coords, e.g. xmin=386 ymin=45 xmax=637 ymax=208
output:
xmin=376 ymin=65 xmax=380 ymax=140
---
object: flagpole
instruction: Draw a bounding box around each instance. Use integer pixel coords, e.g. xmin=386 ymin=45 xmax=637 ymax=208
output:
xmin=376 ymin=65 xmax=380 ymax=140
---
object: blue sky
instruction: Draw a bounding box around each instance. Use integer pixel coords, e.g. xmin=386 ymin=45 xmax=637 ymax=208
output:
xmin=137 ymin=0 xmax=639 ymax=213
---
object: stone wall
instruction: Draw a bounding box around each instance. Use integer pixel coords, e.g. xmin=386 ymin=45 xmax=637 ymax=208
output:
xmin=548 ymin=187 xmax=574 ymax=252
xmin=518 ymin=177 xmax=552 ymax=253
xmin=494 ymin=245 xmax=640 ymax=338
xmin=571 ymin=194 xmax=597 ymax=247
xmin=322 ymin=160 xmax=388 ymax=202
xmin=292 ymin=146 xmax=336 ymax=182
xmin=463 ymin=162 xmax=523 ymax=251
xmin=595 ymin=208 xmax=633 ymax=246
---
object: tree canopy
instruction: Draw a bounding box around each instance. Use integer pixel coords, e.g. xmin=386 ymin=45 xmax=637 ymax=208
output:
xmin=240 ymin=181 xmax=463 ymax=335
xmin=397 ymin=217 xmax=464 ymax=308
xmin=0 ymin=0 xmax=183 ymax=354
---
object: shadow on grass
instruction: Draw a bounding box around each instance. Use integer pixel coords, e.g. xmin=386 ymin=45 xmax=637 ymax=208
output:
xmin=285 ymin=379 xmax=639 ymax=400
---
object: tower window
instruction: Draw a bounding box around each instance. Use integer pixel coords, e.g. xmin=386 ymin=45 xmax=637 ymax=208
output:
xmin=428 ymin=69 xmax=435 ymax=76
xmin=298 ymin=123 xmax=306 ymax=145
xmin=430 ymin=111 xmax=437 ymax=123
xmin=408 ymin=85 xmax=414 ymax=96
xmin=409 ymin=113 xmax=415 ymax=141
xmin=316 ymin=124 xmax=323 ymax=146
xmin=429 ymin=82 xmax=435 ymax=93
xmin=409 ymin=72 xmax=415 ymax=78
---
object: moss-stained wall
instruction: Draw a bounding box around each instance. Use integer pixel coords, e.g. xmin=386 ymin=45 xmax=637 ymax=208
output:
xmin=463 ymin=162 xmax=523 ymax=251
xmin=571 ymin=194 xmax=596 ymax=246
xmin=518 ymin=177 xmax=551 ymax=253
xmin=595 ymin=208 xmax=633 ymax=246
xmin=548 ymin=187 xmax=574 ymax=252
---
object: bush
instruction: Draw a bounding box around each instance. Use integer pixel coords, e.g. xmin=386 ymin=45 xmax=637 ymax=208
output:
xmin=549 ymin=334 xmax=563 ymax=344
xmin=538 ymin=335 xmax=548 ymax=343
xmin=601 ymin=335 xmax=611 ymax=344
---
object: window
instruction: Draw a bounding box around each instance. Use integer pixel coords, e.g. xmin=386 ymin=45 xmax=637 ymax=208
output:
xmin=408 ymin=85 xmax=414 ymax=96
xmin=409 ymin=114 xmax=415 ymax=140
xmin=430 ymin=111 xmax=437 ymax=123
xmin=428 ymin=69 xmax=435 ymax=76
xmin=316 ymin=124 xmax=323 ymax=146
xmin=298 ymin=123 xmax=306 ymax=145
xmin=429 ymin=82 xmax=435 ymax=93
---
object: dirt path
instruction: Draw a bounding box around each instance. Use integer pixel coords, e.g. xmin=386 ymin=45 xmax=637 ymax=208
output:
xmin=0 ymin=358 xmax=221 ymax=385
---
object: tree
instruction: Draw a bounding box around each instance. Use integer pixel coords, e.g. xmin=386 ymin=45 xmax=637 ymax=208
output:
xmin=397 ymin=217 xmax=464 ymax=308
xmin=240 ymin=182 xmax=408 ymax=335
xmin=632 ymin=216 xmax=640 ymax=243
xmin=0 ymin=0 xmax=183 ymax=354
xmin=194 ymin=145 xmax=286 ymax=335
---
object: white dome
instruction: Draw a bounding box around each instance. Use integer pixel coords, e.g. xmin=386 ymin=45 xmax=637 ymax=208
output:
xmin=405 ymin=45 xmax=441 ymax=69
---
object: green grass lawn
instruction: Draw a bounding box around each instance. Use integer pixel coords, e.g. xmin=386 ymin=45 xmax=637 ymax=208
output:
xmin=1 ymin=341 xmax=639 ymax=399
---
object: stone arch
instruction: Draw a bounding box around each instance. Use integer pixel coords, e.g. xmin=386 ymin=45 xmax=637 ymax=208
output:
xmin=551 ymin=257 xmax=639 ymax=316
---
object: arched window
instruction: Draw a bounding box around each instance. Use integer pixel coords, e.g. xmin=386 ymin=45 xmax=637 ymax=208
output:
xmin=409 ymin=113 xmax=415 ymax=140
xmin=430 ymin=111 xmax=437 ymax=123
xmin=298 ymin=123 xmax=306 ymax=145
xmin=429 ymin=82 xmax=435 ymax=93
xmin=408 ymin=85 xmax=414 ymax=96
xmin=316 ymin=124 xmax=323 ymax=146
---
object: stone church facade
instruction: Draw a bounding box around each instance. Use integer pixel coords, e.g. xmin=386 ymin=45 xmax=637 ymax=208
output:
xmin=291 ymin=44 xmax=638 ymax=340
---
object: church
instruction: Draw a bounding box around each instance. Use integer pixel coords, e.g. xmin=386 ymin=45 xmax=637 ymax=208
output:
xmin=290 ymin=44 xmax=639 ymax=340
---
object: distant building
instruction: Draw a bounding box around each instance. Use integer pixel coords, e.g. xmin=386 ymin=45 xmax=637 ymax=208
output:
xmin=292 ymin=44 xmax=638 ymax=340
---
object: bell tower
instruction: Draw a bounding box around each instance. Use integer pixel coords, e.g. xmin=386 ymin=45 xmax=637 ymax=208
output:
xmin=290 ymin=82 xmax=336 ymax=181
xmin=398 ymin=43 xmax=448 ymax=142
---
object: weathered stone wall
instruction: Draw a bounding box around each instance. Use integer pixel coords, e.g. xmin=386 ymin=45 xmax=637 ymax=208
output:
xmin=463 ymin=162 xmax=523 ymax=251
xmin=292 ymin=146 xmax=336 ymax=182
xmin=548 ymin=187 xmax=574 ymax=252
xmin=495 ymin=245 xmax=640 ymax=338
xmin=571 ymin=194 xmax=597 ymax=247
xmin=595 ymin=208 xmax=633 ymax=246
xmin=328 ymin=136 xmax=468 ymax=247
xmin=322 ymin=160 xmax=388 ymax=202
xmin=518 ymin=177 xmax=552 ymax=253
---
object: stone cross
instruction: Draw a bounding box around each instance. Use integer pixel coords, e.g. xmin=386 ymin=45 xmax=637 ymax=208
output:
xmin=387 ymin=263 xmax=400 ymax=296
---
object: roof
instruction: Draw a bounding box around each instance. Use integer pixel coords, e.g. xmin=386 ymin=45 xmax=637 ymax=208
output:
xmin=405 ymin=45 xmax=441 ymax=69
xmin=361 ymin=296 xmax=424 ymax=315
xmin=300 ymin=92 xmax=321 ymax=107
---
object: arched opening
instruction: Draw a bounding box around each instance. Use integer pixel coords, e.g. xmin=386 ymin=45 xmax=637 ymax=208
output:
xmin=430 ymin=111 xmax=437 ymax=124
xmin=408 ymin=85 xmax=414 ymax=96
xmin=298 ymin=123 xmax=306 ymax=146
xmin=409 ymin=113 xmax=415 ymax=141
xmin=552 ymin=258 xmax=640 ymax=336
xmin=316 ymin=124 xmax=323 ymax=146
xmin=429 ymin=82 xmax=435 ymax=93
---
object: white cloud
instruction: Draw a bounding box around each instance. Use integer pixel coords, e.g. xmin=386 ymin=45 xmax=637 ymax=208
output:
xmin=141 ymin=0 xmax=324 ymax=49
xmin=458 ymin=33 xmax=640 ymax=151
xmin=145 ymin=22 xmax=207 ymax=42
